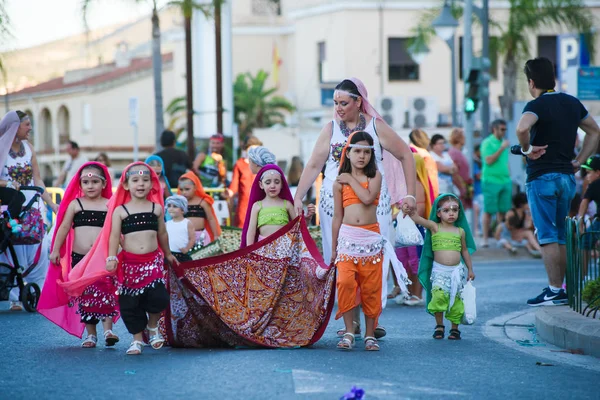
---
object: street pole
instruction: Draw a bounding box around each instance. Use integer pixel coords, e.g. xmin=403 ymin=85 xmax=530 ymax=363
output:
xmin=215 ymin=0 xmax=223 ymax=135
xmin=463 ymin=0 xmax=475 ymax=227
xmin=185 ymin=14 xmax=195 ymax=160
xmin=447 ymin=35 xmax=458 ymax=127
xmin=481 ymin=0 xmax=490 ymax=136
xmin=378 ymin=1 xmax=384 ymax=96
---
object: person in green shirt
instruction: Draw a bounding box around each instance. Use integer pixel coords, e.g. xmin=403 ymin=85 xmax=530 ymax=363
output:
xmin=480 ymin=119 xmax=512 ymax=247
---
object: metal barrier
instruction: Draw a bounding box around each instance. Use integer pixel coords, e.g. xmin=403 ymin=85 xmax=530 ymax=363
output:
xmin=45 ymin=187 xmax=231 ymax=227
xmin=565 ymin=217 xmax=600 ymax=317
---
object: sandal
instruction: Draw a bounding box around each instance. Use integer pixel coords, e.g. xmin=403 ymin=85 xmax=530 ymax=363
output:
xmin=364 ymin=336 xmax=380 ymax=351
xmin=104 ymin=329 xmax=120 ymax=347
xmin=337 ymin=333 xmax=355 ymax=350
xmin=9 ymin=301 xmax=23 ymax=311
xmin=448 ymin=328 xmax=462 ymax=340
xmin=147 ymin=325 xmax=165 ymax=350
xmin=337 ymin=321 xmax=361 ymax=337
xmin=433 ymin=325 xmax=445 ymax=339
xmin=387 ymin=286 xmax=401 ymax=299
xmin=374 ymin=326 xmax=386 ymax=339
xmin=81 ymin=334 xmax=97 ymax=348
xmin=126 ymin=340 xmax=144 ymax=355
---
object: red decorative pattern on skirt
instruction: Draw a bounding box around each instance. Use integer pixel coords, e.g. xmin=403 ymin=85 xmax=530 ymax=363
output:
xmin=118 ymin=249 xmax=165 ymax=296
xmin=77 ymin=276 xmax=119 ymax=321
xmin=159 ymin=217 xmax=335 ymax=348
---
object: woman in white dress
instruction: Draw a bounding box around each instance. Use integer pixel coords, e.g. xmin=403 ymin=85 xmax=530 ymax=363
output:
xmin=0 ymin=111 xmax=58 ymax=310
xmin=429 ymin=134 xmax=459 ymax=195
xmin=293 ymin=78 xmax=417 ymax=337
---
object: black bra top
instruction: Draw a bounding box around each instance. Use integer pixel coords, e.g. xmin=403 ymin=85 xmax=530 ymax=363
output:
xmin=121 ymin=203 xmax=159 ymax=235
xmin=72 ymin=198 xmax=107 ymax=228
xmin=186 ymin=204 xmax=207 ymax=219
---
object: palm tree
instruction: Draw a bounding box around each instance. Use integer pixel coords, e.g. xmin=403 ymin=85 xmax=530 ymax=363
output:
xmin=165 ymin=95 xmax=186 ymax=137
xmin=168 ymin=0 xmax=222 ymax=160
xmin=82 ymin=0 xmax=165 ymax=150
xmin=411 ymin=0 xmax=595 ymax=120
xmin=233 ymin=70 xmax=295 ymax=140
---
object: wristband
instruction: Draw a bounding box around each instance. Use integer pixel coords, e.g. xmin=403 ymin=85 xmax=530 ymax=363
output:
xmin=106 ymin=256 xmax=118 ymax=263
xmin=521 ymin=145 xmax=533 ymax=156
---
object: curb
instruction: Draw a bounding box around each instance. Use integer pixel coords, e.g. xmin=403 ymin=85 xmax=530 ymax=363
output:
xmin=535 ymin=306 xmax=600 ymax=358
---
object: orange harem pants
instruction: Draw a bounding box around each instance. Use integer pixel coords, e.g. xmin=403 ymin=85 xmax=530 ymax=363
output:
xmin=335 ymin=223 xmax=383 ymax=322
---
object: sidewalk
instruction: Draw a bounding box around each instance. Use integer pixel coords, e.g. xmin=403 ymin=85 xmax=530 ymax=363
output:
xmin=471 ymin=243 xmax=540 ymax=262
xmin=535 ymin=306 xmax=600 ymax=358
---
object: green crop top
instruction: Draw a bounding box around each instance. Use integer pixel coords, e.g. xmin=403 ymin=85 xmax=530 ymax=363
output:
xmin=431 ymin=226 xmax=462 ymax=252
xmin=257 ymin=200 xmax=289 ymax=228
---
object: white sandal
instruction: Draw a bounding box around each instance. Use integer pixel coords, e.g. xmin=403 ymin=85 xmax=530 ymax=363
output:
xmin=103 ymin=329 xmax=120 ymax=347
xmin=147 ymin=325 xmax=165 ymax=350
xmin=336 ymin=333 xmax=355 ymax=350
xmin=365 ymin=336 xmax=380 ymax=351
xmin=81 ymin=334 xmax=97 ymax=348
xmin=126 ymin=340 xmax=144 ymax=355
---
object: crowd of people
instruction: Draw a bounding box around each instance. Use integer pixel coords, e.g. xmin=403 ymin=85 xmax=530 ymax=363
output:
xmin=1 ymin=56 xmax=599 ymax=353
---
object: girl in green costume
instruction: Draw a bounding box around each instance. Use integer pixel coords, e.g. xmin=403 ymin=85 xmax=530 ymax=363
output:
xmin=407 ymin=193 xmax=476 ymax=340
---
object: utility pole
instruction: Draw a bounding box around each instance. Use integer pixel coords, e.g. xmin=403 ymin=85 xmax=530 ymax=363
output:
xmin=463 ymin=0 xmax=476 ymax=228
xmin=215 ymin=0 xmax=223 ymax=135
xmin=448 ymin=35 xmax=458 ymax=126
xmin=480 ymin=0 xmax=490 ymax=136
xmin=185 ymin=14 xmax=195 ymax=160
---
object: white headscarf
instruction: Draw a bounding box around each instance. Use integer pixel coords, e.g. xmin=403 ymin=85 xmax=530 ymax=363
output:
xmin=248 ymin=146 xmax=276 ymax=168
xmin=0 ymin=111 xmax=21 ymax=173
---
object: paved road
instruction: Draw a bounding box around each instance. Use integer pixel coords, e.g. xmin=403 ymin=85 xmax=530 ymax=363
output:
xmin=2 ymin=259 xmax=599 ymax=399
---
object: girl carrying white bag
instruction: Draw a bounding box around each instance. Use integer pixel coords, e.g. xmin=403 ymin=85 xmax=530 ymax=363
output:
xmin=395 ymin=213 xmax=424 ymax=247
xmin=461 ymin=281 xmax=477 ymax=325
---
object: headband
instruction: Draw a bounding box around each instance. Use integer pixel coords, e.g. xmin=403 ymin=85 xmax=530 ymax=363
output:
xmin=260 ymin=169 xmax=281 ymax=181
xmin=165 ymin=194 xmax=188 ymax=214
xmin=126 ymin=169 xmax=151 ymax=178
xmin=334 ymin=89 xmax=359 ymax=99
xmin=348 ymin=143 xmax=374 ymax=149
xmin=210 ymin=134 xmax=225 ymax=142
xmin=438 ymin=201 xmax=460 ymax=211
xmin=79 ymin=171 xmax=106 ymax=182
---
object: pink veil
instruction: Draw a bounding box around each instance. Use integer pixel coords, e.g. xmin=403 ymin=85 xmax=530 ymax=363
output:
xmin=0 ymin=111 xmax=20 ymax=173
xmin=38 ymin=161 xmax=113 ymax=337
xmin=337 ymin=78 xmax=407 ymax=204
xmin=240 ymin=164 xmax=293 ymax=248
xmin=60 ymin=162 xmax=164 ymax=297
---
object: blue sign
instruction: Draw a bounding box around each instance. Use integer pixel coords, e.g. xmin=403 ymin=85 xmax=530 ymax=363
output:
xmin=321 ymin=88 xmax=334 ymax=106
xmin=578 ymin=66 xmax=600 ymax=100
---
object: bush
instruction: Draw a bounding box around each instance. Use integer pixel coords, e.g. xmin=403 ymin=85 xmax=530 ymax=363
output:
xmin=582 ymin=278 xmax=600 ymax=308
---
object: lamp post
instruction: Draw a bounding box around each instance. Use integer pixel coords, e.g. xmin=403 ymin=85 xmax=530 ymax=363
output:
xmin=432 ymin=1 xmax=459 ymax=127
xmin=408 ymin=41 xmax=430 ymax=66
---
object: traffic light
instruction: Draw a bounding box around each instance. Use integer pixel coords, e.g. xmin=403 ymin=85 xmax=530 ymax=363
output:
xmin=464 ymin=57 xmax=490 ymax=119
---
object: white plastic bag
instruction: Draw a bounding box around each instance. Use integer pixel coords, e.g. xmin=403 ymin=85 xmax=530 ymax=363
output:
xmin=394 ymin=214 xmax=424 ymax=247
xmin=461 ymin=281 xmax=477 ymax=325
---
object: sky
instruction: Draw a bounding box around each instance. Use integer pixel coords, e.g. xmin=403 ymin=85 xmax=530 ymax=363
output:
xmin=1 ymin=0 xmax=169 ymax=51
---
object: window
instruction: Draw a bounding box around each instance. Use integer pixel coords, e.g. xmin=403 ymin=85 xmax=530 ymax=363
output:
xmin=388 ymin=38 xmax=419 ymax=81
xmin=538 ymin=36 xmax=558 ymax=75
xmin=252 ymin=0 xmax=281 ymax=16
xmin=318 ymin=42 xmax=326 ymax=83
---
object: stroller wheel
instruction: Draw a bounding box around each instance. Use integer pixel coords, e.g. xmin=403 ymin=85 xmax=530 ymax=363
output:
xmin=21 ymin=283 xmax=40 ymax=312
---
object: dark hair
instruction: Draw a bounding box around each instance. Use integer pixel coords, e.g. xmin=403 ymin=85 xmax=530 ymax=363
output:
xmin=430 ymin=134 xmax=445 ymax=148
xmin=69 ymin=140 xmax=79 ymax=150
xmin=335 ymin=79 xmax=360 ymax=97
xmin=338 ymin=131 xmax=377 ymax=178
xmin=524 ymin=57 xmax=556 ymax=91
xmin=80 ymin=164 xmax=106 ymax=180
xmin=512 ymin=192 xmax=528 ymax=208
xmin=161 ymin=130 xmax=176 ymax=147
xmin=16 ymin=110 xmax=28 ymax=121
xmin=491 ymin=119 xmax=507 ymax=130
xmin=474 ymin=143 xmax=481 ymax=152
xmin=437 ymin=195 xmax=461 ymax=211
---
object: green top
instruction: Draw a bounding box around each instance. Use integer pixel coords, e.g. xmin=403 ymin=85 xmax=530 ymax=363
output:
xmin=257 ymin=200 xmax=289 ymax=227
xmin=481 ymin=135 xmax=511 ymax=184
xmin=431 ymin=227 xmax=462 ymax=252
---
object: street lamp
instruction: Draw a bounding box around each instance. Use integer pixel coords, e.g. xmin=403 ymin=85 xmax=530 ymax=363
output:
xmin=432 ymin=1 xmax=458 ymax=41
xmin=408 ymin=41 xmax=430 ymax=65
xmin=433 ymin=0 xmax=459 ymax=127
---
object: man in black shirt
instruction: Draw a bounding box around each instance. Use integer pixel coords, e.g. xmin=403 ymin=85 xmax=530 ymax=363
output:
xmin=513 ymin=57 xmax=600 ymax=306
xmin=155 ymin=130 xmax=192 ymax=186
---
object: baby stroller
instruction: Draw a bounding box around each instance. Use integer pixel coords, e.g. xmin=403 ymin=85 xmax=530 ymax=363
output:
xmin=0 ymin=186 xmax=44 ymax=312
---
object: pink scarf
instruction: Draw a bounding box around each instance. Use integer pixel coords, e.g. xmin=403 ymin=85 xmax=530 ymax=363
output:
xmin=0 ymin=111 xmax=20 ymax=174
xmin=240 ymin=164 xmax=293 ymax=248
xmin=38 ymin=162 xmax=113 ymax=337
xmin=339 ymin=78 xmax=406 ymax=204
xmin=60 ymin=162 xmax=164 ymax=297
